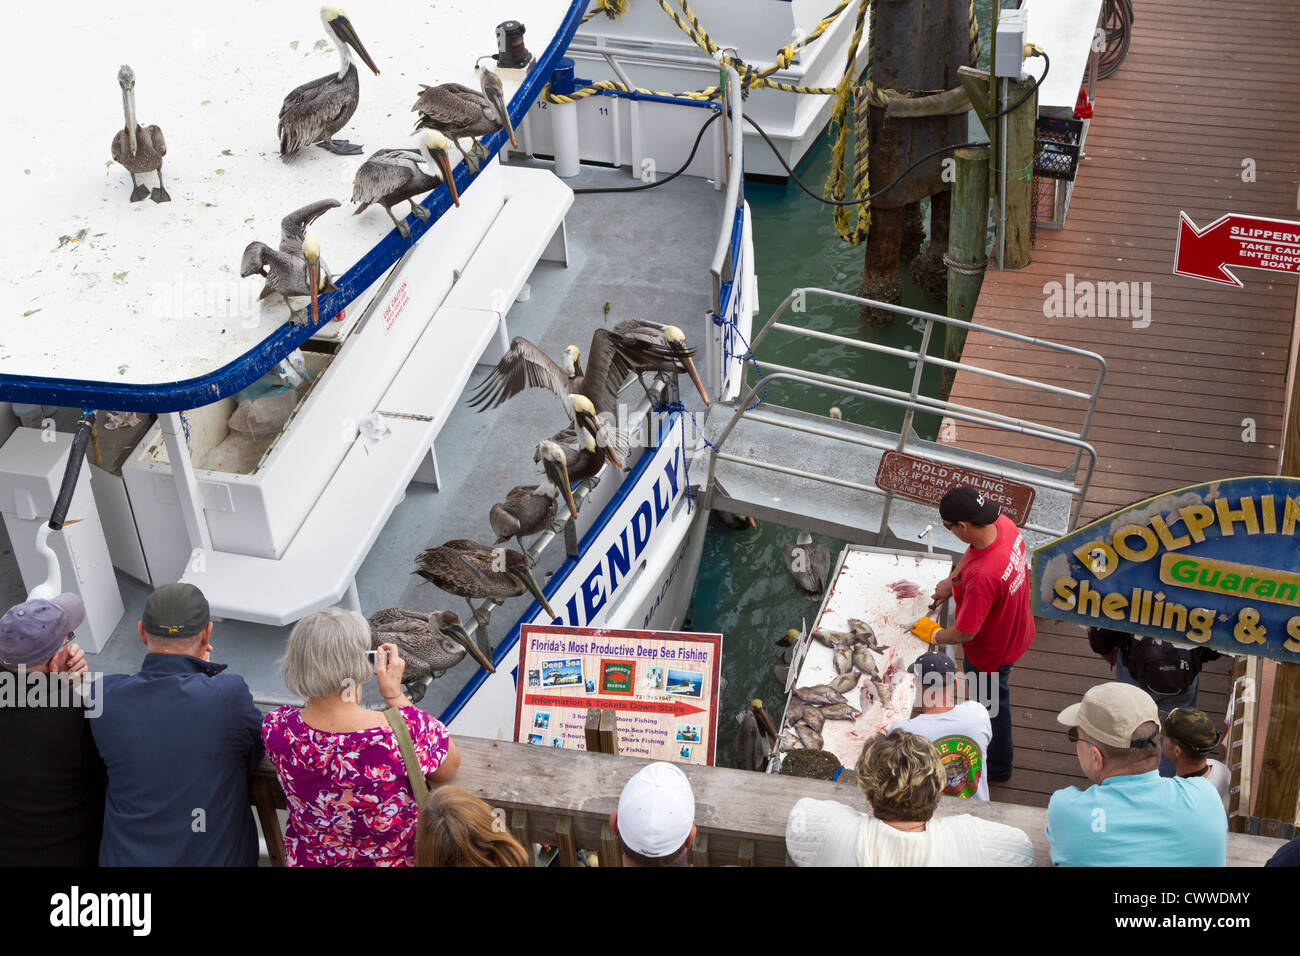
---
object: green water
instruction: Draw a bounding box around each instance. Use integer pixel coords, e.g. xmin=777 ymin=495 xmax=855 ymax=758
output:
xmin=695 ymin=0 xmax=1000 ymax=767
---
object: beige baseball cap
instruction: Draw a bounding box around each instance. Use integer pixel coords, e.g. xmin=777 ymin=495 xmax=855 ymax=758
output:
xmin=1057 ymin=682 xmax=1159 ymax=749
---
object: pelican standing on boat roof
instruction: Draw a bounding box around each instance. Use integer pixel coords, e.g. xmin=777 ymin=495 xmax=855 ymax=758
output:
xmin=351 ymin=130 xmax=460 ymax=239
xmin=412 ymin=65 xmax=517 ymax=173
xmin=110 ymin=65 xmax=169 ymax=203
xmin=414 ymin=540 xmax=556 ymax=630
xmin=240 ymin=199 xmax=340 ymax=325
xmin=279 ymin=5 xmax=380 ymax=157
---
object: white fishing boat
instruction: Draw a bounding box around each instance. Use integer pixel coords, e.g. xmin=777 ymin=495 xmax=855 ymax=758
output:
xmin=1 ymin=0 xmax=1098 ymax=755
xmin=552 ymin=0 xmax=872 ymax=179
xmin=0 ymin=0 xmax=757 ymax=743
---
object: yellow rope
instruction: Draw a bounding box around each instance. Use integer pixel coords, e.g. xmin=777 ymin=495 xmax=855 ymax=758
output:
xmin=824 ymin=0 xmax=871 ymax=244
xmin=583 ymin=0 xmax=631 ymax=23
xmin=565 ymin=0 xmax=981 ymax=249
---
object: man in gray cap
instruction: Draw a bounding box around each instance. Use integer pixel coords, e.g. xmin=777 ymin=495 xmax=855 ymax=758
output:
xmin=1047 ymin=682 xmax=1226 ymax=866
xmin=888 ymin=651 xmax=993 ymax=799
xmin=90 ymin=583 xmax=263 ymax=866
xmin=0 ymin=593 xmax=105 ymax=865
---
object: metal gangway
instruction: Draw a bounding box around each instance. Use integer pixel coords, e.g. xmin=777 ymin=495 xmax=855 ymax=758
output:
xmin=701 ymin=288 xmax=1106 ymax=553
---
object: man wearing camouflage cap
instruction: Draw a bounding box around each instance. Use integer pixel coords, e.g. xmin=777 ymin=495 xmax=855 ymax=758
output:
xmin=1161 ymin=706 xmax=1230 ymax=812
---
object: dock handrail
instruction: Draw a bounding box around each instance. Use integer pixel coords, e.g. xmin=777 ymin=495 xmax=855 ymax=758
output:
xmin=706 ymin=287 xmax=1108 ymax=535
xmin=247 ymin=736 xmax=1286 ymax=867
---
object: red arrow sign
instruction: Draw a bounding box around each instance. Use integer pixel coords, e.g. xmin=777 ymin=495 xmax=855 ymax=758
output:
xmin=1174 ymin=211 xmax=1300 ymax=287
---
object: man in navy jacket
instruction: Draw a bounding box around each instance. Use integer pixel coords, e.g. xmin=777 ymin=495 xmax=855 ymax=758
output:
xmin=91 ymin=584 xmax=263 ymax=866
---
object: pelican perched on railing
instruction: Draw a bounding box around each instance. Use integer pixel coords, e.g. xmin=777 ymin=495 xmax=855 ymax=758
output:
xmin=370 ymin=608 xmax=494 ymax=675
xmin=279 ymin=5 xmax=380 ymax=157
xmin=412 ymin=66 xmax=516 ymax=173
xmin=351 ymin=130 xmax=459 ymax=238
xmin=240 ymin=199 xmax=340 ymax=325
xmin=469 ymin=328 xmax=686 ymax=465
xmin=110 ymin=65 xmax=169 ymax=203
xmin=611 ymin=319 xmax=710 ymax=406
xmin=414 ymin=540 xmax=556 ymax=629
xmin=488 ymin=472 xmax=572 ymax=566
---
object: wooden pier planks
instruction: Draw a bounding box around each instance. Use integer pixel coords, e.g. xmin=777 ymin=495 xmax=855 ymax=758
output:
xmin=947 ymin=0 xmax=1300 ymax=808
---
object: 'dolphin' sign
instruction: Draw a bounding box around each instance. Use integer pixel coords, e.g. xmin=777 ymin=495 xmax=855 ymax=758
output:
xmin=1031 ymin=476 xmax=1300 ymax=662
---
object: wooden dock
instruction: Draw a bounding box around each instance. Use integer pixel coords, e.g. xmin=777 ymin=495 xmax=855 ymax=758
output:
xmin=944 ymin=0 xmax=1300 ymax=807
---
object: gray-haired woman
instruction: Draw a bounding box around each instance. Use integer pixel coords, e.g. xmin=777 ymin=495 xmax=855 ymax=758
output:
xmin=262 ymin=607 xmax=460 ymax=866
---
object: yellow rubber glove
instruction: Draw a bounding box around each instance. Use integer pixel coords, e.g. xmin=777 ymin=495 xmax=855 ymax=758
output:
xmin=911 ymin=617 xmax=941 ymax=643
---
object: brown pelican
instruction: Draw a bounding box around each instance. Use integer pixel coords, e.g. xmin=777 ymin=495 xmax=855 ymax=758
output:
xmin=414 ymin=540 xmax=556 ymax=626
xmin=110 ymin=65 xmax=169 ymax=203
xmin=369 ymin=608 xmax=495 ymax=679
xmin=412 ymin=66 xmax=517 ymax=173
xmin=783 ymin=530 xmax=830 ymax=596
xmin=351 ymin=131 xmax=460 ymax=238
xmin=469 ymin=329 xmax=683 ymax=459
xmin=489 ymin=464 xmax=577 ymax=563
xmin=279 ymin=6 xmax=380 ymax=157
xmin=240 ymin=198 xmax=340 ymax=325
xmin=716 ymin=511 xmax=758 ymax=531
xmin=611 ymin=320 xmax=710 ymax=406
xmin=532 ymin=418 xmax=633 ymax=504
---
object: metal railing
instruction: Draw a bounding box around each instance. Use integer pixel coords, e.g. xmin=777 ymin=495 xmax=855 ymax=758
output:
xmin=705 ymin=288 xmax=1107 ymax=536
xmin=710 ymin=61 xmax=746 ymax=311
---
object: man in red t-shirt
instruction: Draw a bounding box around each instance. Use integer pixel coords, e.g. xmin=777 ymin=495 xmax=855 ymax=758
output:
xmin=919 ymin=486 xmax=1035 ymax=782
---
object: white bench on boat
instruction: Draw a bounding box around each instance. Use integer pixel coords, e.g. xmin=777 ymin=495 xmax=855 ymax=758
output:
xmin=181 ymin=306 xmax=500 ymax=625
xmin=447 ymin=164 xmax=571 ymax=361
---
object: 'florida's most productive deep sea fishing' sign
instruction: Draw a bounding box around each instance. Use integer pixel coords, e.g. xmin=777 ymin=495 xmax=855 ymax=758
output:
xmin=1032 ymin=476 xmax=1300 ymax=662
xmin=513 ymin=624 xmax=723 ymax=764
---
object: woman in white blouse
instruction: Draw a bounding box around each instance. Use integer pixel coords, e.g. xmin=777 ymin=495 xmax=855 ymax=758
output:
xmin=785 ymin=730 xmax=1034 ymax=866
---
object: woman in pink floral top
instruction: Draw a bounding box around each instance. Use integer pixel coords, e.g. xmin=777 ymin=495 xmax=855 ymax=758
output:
xmin=263 ymin=608 xmax=460 ymax=866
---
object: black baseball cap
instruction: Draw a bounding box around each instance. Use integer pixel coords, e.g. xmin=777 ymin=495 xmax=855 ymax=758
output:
xmin=911 ymin=651 xmax=958 ymax=682
xmin=142 ymin=583 xmax=210 ymax=638
xmin=939 ymin=485 xmax=1000 ymax=525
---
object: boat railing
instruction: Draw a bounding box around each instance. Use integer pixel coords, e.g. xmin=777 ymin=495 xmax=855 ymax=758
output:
xmin=246 ymin=735 xmax=1284 ymax=866
xmin=705 ymin=287 xmax=1107 ymax=536
xmin=707 ymin=61 xmax=751 ymax=404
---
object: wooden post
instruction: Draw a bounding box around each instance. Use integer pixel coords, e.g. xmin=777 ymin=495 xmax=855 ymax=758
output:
xmin=249 ymin=778 xmax=285 ymax=867
xmin=1252 ymin=662 xmax=1300 ymax=825
xmin=1226 ymin=656 xmax=1254 ymax=831
xmin=555 ymin=815 xmax=577 ymax=867
xmin=737 ymin=837 xmax=755 ymax=867
xmin=1000 ymin=74 xmax=1037 ymax=269
xmin=942 ymin=145 xmax=990 ymax=399
xmin=600 ymin=820 xmax=621 ymax=867
xmin=584 ymin=707 xmax=602 ymax=753
xmin=511 ymin=809 xmax=535 ymax=867
xmin=689 ymin=832 xmax=710 ymax=868
xmin=598 ymin=708 xmax=618 ymax=755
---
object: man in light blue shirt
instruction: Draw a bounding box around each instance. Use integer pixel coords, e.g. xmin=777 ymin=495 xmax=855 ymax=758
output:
xmin=1047 ymin=682 xmax=1226 ymax=867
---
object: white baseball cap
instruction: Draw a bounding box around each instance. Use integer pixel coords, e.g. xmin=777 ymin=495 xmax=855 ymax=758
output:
xmin=616 ymin=762 xmax=695 ymax=857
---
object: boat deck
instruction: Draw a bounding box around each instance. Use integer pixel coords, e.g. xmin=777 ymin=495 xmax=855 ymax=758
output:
xmin=944 ymin=0 xmax=1300 ymax=807
xmin=5 ymin=162 xmax=721 ymax=718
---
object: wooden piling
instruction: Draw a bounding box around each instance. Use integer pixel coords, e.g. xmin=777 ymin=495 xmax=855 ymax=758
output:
xmin=943 ymin=144 xmax=990 ymax=399
xmin=1000 ymin=74 xmax=1037 ymax=269
xmin=598 ymin=708 xmax=618 ymax=755
xmin=584 ymin=707 xmax=602 ymax=753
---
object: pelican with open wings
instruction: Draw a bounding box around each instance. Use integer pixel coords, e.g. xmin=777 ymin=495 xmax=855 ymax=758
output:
xmin=240 ymin=198 xmax=340 ymax=325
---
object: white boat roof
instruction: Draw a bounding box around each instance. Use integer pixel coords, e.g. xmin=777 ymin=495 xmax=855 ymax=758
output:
xmin=2 ymin=0 xmax=580 ymax=409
